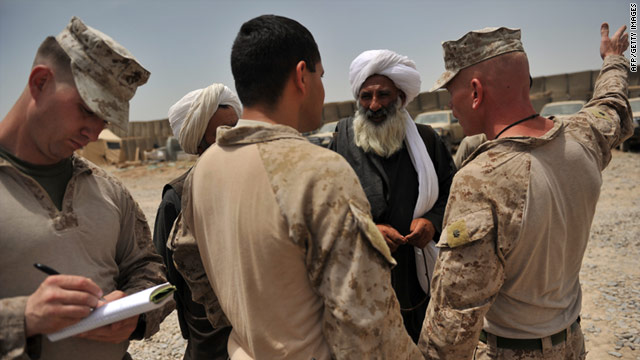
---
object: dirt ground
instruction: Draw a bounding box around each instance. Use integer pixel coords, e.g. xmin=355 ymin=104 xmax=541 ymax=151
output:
xmin=110 ymin=149 xmax=640 ymax=359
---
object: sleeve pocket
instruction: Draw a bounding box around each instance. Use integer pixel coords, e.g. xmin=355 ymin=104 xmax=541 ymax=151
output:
xmin=437 ymin=208 xmax=494 ymax=249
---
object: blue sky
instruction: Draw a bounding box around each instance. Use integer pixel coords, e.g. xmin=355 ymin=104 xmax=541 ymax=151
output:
xmin=0 ymin=0 xmax=633 ymax=121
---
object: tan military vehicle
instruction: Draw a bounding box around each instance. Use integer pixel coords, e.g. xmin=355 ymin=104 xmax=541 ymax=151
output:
xmin=306 ymin=120 xmax=338 ymax=148
xmin=540 ymin=100 xmax=586 ymax=117
xmin=414 ymin=110 xmax=464 ymax=151
xmin=620 ymin=97 xmax=640 ymax=152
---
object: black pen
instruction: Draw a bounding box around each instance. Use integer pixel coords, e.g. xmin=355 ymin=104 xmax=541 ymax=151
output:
xmin=33 ymin=263 xmax=106 ymax=301
xmin=33 ymin=263 xmax=60 ymax=275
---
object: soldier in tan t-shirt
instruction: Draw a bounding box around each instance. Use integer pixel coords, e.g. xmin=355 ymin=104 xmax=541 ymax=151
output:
xmin=419 ymin=24 xmax=632 ymax=359
xmin=171 ymin=15 xmax=422 ymax=359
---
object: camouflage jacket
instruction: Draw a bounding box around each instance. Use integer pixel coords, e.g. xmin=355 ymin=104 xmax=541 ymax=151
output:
xmin=171 ymin=121 xmax=423 ymax=359
xmin=0 ymin=155 xmax=173 ymax=360
xmin=419 ymin=55 xmax=632 ymax=359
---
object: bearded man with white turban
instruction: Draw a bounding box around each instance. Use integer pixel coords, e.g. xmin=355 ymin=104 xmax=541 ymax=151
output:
xmin=329 ymin=49 xmax=456 ymax=343
xmin=153 ymin=83 xmax=241 ymax=360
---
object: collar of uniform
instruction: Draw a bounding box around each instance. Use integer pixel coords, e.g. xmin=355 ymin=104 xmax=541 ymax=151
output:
xmin=462 ymin=116 xmax=564 ymax=166
xmin=0 ymin=153 xmax=93 ymax=176
xmin=70 ymin=154 xmax=95 ymax=177
xmin=216 ymin=120 xmax=306 ymax=147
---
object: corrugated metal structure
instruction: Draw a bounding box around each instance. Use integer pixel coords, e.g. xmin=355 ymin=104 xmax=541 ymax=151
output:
xmin=108 ymin=119 xmax=173 ymax=162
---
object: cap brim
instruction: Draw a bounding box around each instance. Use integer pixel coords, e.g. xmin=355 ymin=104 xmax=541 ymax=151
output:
xmin=429 ymin=70 xmax=458 ymax=92
xmin=71 ymin=64 xmax=129 ymax=131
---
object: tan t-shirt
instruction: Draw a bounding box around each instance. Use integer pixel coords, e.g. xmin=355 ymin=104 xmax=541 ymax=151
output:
xmin=172 ymin=121 xmax=422 ymax=359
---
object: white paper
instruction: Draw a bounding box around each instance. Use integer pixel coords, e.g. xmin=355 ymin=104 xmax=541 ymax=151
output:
xmin=47 ymin=282 xmax=174 ymax=342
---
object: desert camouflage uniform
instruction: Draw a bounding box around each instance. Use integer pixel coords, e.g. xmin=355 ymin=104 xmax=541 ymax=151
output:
xmin=171 ymin=121 xmax=422 ymax=359
xmin=453 ymin=133 xmax=487 ymax=169
xmin=0 ymin=155 xmax=173 ymax=360
xmin=419 ymin=55 xmax=632 ymax=359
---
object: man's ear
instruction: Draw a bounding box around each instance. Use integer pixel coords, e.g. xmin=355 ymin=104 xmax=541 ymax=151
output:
xmin=294 ymin=60 xmax=307 ymax=94
xmin=399 ymin=90 xmax=407 ymax=106
xmin=28 ymin=65 xmax=53 ymax=100
xmin=470 ymin=78 xmax=483 ymax=110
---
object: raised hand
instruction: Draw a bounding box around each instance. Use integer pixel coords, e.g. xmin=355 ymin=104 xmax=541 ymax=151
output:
xmin=600 ymin=23 xmax=630 ymax=59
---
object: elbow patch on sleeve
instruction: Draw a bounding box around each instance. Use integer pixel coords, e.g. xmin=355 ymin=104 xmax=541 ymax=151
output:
xmin=440 ymin=208 xmax=494 ymax=248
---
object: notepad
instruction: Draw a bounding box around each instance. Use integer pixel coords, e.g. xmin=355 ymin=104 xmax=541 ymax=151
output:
xmin=47 ymin=282 xmax=176 ymax=342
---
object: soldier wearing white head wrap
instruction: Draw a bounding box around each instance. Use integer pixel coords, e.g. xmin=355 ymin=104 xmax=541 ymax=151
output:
xmin=154 ymin=83 xmax=240 ymax=359
xmin=329 ymin=49 xmax=456 ymax=343
xmin=168 ymin=83 xmax=242 ymax=155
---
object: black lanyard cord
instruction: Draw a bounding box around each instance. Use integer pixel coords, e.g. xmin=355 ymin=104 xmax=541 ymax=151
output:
xmin=494 ymin=113 xmax=539 ymax=139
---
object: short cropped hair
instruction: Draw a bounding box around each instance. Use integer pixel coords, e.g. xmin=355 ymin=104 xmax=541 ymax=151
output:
xmin=33 ymin=36 xmax=73 ymax=82
xmin=231 ymin=15 xmax=321 ymax=109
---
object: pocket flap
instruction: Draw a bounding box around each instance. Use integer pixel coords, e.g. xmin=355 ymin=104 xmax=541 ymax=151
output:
xmin=437 ymin=208 xmax=494 ymax=248
xmin=348 ymin=201 xmax=396 ymax=265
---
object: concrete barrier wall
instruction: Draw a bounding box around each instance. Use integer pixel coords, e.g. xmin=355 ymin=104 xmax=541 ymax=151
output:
xmin=321 ymin=67 xmax=631 ymax=123
xmin=628 ymin=71 xmax=640 ymax=98
xmin=545 ymin=74 xmax=570 ymax=102
xmin=112 ymin=66 xmax=629 ymax=162
xmin=418 ymin=92 xmax=439 ymax=112
xmin=567 ymin=71 xmax=593 ymax=102
xmin=336 ymin=101 xmax=355 ymax=118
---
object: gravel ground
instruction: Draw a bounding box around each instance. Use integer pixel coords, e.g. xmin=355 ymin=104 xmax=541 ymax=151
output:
xmin=579 ymin=150 xmax=640 ymax=359
xmin=111 ymin=149 xmax=640 ymax=359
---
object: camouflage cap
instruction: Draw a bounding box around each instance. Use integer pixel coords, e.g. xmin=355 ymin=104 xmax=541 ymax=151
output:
xmin=430 ymin=27 xmax=524 ymax=92
xmin=55 ymin=16 xmax=150 ymax=130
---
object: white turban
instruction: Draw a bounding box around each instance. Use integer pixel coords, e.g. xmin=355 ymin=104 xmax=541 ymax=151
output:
xmin=349 ymin=49 xmax=421 ymax=105
xmin=168 ymin=83 xmax=242 ymax=154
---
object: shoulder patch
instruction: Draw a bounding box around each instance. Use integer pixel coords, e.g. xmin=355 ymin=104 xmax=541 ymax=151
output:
xmin=446 ymin=219 xmax=471 ymax=248
xmin=585 ymin=108 xmax=611 ymax=122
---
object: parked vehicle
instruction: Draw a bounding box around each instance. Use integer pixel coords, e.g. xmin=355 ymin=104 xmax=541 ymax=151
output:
xmin=414 ymin=110 xmax=464 ymax=150
xmin=306 ymin=120 xmax=338 ymax=148
xmin=620 ymin=97 xmax=640 ymax=152
xmin=540 ymin=100 xmax=586 ymax=117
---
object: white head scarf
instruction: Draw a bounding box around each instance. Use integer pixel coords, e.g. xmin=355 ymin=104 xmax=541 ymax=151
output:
xmin=168 ymin=83 xmax=242 ymax=154
xmin=349 ymin=49 xmax=421 ymax=105
xmin=349 ymin=49 xmax=439 ymax=296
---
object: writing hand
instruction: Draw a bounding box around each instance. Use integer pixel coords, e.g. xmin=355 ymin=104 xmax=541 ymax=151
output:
xmin=25 ymin=275 xmax=103 ymax=337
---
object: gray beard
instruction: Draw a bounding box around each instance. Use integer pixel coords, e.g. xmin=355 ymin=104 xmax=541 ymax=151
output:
xmin=353 ymin=100 xmax=407 ymax=158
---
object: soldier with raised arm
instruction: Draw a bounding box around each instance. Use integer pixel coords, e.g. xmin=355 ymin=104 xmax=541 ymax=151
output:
xmin=420 ymin=23 xmax=631 ymax=359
